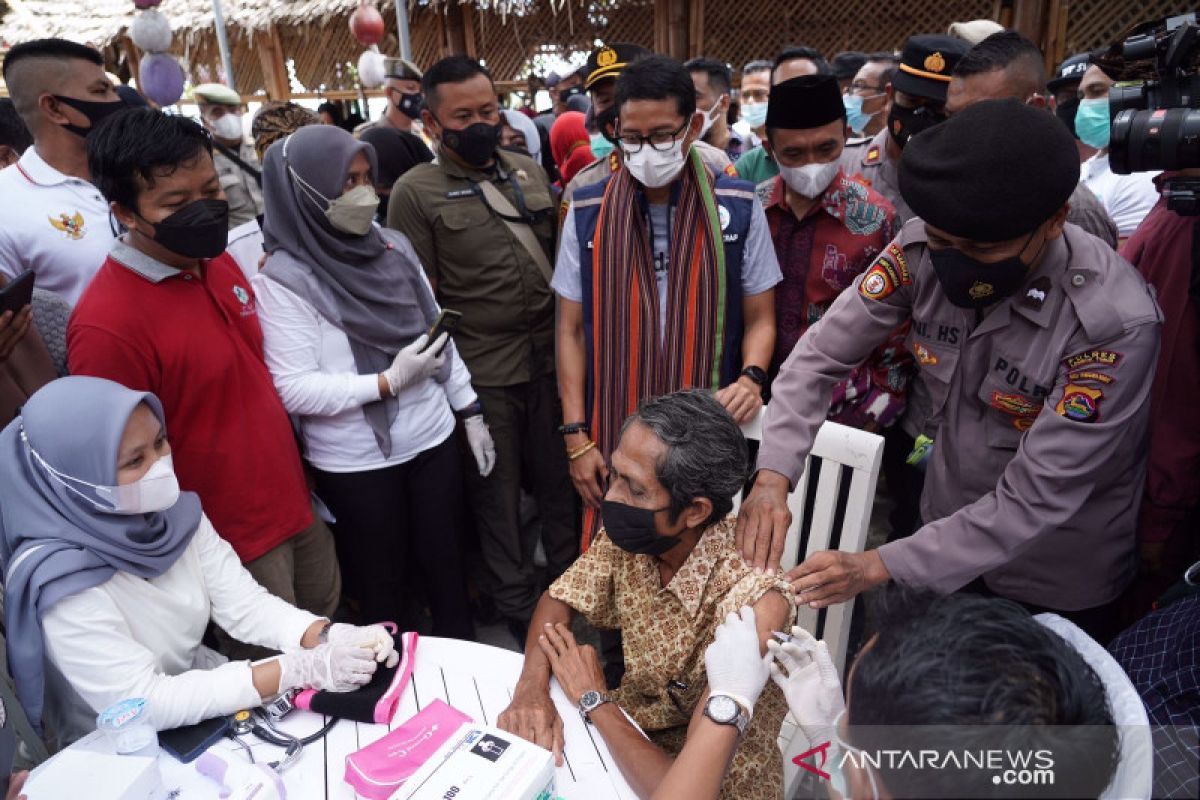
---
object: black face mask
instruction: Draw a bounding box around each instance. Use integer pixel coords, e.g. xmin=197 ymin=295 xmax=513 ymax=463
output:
xmin=887 ymin=103 xmax=947 ymax=149
xmin=140 ymin=198 xmax=230 ymax=259
xmin=929 ymin=231 xmax=1041 ymax=309
xmin=601 ymin=500 xmax=681 ymax=556
xmin=593 ymin=105 xmax=620 ymax=148
xmin=440 ymin=120 xmax=501 ymax=168
xmin=1055 ymin=96 xmax=1080 ymax=140
xmin=394 ymin=92 xmax=424 ymax=120
xmin=54 ymin=95 xmax=127 ymax=139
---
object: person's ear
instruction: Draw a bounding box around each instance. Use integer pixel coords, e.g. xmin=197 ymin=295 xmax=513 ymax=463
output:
xmin=718 ymin=93 xmax=731 ymax=116
xmin=421 ymin=108 xmax=440 ymax=137
xmin=0 ymin=145 xmax=17 ymax=169
xmin=111 ymin=200 xmax=141 ymax=234
xmin=762 ymin=132 xmax=774 ymax=158
xmin=1043 ymin=203 xmax=1071 ymax=240
xmin=684 ymin=110 xmax=704 ymax=146
xmin=1027 ymin=93 xmax=1048 ymax=110
xmin=39 ymin=94 xmax=73 ymax=126
xmin=679 ymin=496 xmax=713 ymax=530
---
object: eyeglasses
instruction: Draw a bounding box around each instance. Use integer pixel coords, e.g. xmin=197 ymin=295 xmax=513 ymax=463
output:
xmin=617 ymin=119 xmax=689 ymax=154
xmin=846 ymin=81 xmax=885 ymax=96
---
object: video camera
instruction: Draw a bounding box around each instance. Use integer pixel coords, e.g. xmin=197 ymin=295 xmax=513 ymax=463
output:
xmin=1099 ymin=12 xmax=1200 ymax=212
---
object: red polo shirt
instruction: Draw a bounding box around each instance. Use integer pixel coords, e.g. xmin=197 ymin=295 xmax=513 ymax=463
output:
xmin=68 ymin=241 xmax=312 ymax=561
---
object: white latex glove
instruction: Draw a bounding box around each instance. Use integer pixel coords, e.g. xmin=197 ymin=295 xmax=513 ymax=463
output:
xmin=327 ymin=623 xmax=400 ymax=668
xmin=463 ymin=413 xmax=496 ymax=477
xmin=704 ymin=606 xmax=772 ymax=713
xmin=767 ymin=626 xmax=846 ymax=746
xmin=383 ymin=333 xmax=448 ymax=396
xmin=276 ymin=642 xmax=377 ymax=693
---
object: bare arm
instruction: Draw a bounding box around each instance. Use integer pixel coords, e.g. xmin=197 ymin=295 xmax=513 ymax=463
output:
xmin=557 ymin=296 xmax=607 ymax=507
xmin=714 ymin=290 xmax=774 ymax=424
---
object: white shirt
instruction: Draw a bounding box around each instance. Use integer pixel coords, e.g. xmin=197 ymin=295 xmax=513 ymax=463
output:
xmin=41 ymin=515 xmax=320 ymax=741
xmin=0 ymin=148 xmax=116 ymax=305
xmin=251 ymin=272 xmax=477 ymax=473
xmin=1079 ymin=153 xmax=1159 ymax=239
xmin=225 ymin=219 xmax=265 ymax=282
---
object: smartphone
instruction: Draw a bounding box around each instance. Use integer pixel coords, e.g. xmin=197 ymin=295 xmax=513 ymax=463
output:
xmin=0 ymin=270 xmax=34 ymax=317
xmin=422 ymin=309 xmax=463 ymax=357
xmin=160 ymin=715 xmax=232 ymax=763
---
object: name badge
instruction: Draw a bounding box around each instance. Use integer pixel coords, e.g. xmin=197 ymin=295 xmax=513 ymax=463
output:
xmin=445 ymin=189 xmax=475 ymax=199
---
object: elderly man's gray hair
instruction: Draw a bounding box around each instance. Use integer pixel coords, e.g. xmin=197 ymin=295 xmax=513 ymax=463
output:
xmin=623 ymin=389 xmax=749 ymax=527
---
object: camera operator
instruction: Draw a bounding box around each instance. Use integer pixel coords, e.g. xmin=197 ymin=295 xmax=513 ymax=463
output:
xmin=1120 ymin=177 xmax=1200 ymax=617
xmin=1076 ymin=63 xmax=1160 ymax=241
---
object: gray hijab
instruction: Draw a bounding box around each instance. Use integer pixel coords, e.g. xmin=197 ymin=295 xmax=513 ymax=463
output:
xmin=0 ymin=377 xmax=202 ymax=731
xmin=259 ymin=124 xmax=444 ymax=458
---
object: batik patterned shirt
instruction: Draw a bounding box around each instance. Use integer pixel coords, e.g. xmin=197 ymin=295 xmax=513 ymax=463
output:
xmin=549 ymin=514 xmax=795 ymax=799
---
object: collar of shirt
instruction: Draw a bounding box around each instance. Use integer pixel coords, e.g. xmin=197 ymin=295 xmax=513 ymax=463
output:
xmin=647 ymin=518 xmax=734 ymax=618
xmin=110 ymin=238 xmax=182 ymax=284
xmin=437 ymin=146 xmax=523 ymax=183
xmin=17 ymin=147 xmax=80 ymax=188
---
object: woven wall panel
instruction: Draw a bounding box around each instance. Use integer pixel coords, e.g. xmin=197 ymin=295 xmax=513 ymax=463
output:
xmin=1061 ymin=0 xmax=1194 ymax=55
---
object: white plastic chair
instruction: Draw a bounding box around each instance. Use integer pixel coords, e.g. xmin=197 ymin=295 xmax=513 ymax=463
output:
xmin=734 ymin=405 xmax=884 ymax=798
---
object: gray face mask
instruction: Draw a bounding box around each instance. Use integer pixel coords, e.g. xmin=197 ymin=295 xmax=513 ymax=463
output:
xmin=284 ymin=135 xmax=381 ymax=236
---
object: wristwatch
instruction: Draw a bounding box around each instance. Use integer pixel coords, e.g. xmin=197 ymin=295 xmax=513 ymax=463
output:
xmin=704 ymin=694 xmax=750 ymax=736
xmin=740 ymin=365 xmax=768 ymax=386
xmin=578 ymin=689 xmax=612 ymax=722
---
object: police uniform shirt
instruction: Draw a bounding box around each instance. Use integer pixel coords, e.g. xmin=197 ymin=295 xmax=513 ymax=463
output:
xmin=837 ymin=128 xmax=913 ymax=224
xmin=758 ymin=218 xmax=1162 ymax=612
xmin=0 ymin=147 xmax=116 ymax=305
xmin=214 ymin=141 xmax=265 ymax=230
xmin=387 ymin=148 xmax=557 ymax=387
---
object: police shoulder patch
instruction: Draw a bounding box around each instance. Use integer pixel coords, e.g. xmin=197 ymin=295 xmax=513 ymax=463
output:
xmin=859 ymin=261 xmax=897 ymax=300
xmin=864 ymin=145 xmax=882 ymax=166
xmin=1056 ymin=383 xmax=1103 ymax=423
xmin=1064 ymin=350 xmax=1122 ymax=371
xmin=723 ymin=163 xmax=739 ymax=177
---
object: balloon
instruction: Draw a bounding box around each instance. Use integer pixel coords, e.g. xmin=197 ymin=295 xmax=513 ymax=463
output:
xmin=133 ymin=0 xmax=163 ymax=8
xmin=139 ymin=52 xmax=185 ymax=107
xmin=130 ymin=9 xmax=172 ymax=53
xmin=349 ymin=2 xmax=385 ymax=46
xmin=358 ymin=49 xmax=386 ymax=88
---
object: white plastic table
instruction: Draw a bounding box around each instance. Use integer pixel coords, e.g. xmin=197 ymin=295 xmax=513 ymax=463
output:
xmin=149 ymin=635 xmax=639 ymax=799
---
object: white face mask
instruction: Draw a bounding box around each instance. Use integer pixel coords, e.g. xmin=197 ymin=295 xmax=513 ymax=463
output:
xmin=25 ymin=433 xmax=180 ymax=515
xmin=622 ymin=137 xmax=689 ymax=188
xmin=699 ymin=98 xmax=725 ymax=140
xmin=780 ymin=160 xmax=840 ymax=199
xmin=210 ymin=113 xmax=244 ymax=141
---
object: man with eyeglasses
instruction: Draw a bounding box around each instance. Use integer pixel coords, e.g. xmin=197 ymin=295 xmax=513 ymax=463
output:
xmin=838 ymin=34 xmax=968 ymax=223
xmin=843 ymin=53 xmax=899 ymax=138
xmin=552 ymin=54 xmax=780 ymax=549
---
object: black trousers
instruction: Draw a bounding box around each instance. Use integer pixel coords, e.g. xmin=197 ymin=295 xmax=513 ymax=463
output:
xmin=468 ymin=376 xmax=578 ymax=623
xmin=312 ymin=435 xmax=475 ymax=639
xmin=882 ymin=426 xmax=927 ymax=543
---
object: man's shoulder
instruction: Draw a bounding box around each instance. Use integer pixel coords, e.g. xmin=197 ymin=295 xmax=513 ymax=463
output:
xmin=395 ymin=161 xmax=448 ymax=191
xmin=694 ymin=140 xmax=732 ymax=171
xmin=1062 ymin=224 xmax=1161 ymax=338
xmin=69 ymin=258 xmax=136 ymax=322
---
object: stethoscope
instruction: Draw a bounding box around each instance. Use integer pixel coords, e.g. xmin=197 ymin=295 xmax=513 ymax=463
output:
xmin=227 ymin=690 xmax=336 ymax=773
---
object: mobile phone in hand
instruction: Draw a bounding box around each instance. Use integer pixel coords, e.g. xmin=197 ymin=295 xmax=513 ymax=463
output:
xmin=0 ymin=270 xmax=34 ymax=317
xmin=422 ymin=309 xmax=462 ymax=357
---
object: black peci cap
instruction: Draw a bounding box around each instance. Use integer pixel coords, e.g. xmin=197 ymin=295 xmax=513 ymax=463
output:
xmin=898 ymin=99 xmax=1079 ymax=242
xmin=892 ymin=34 xmax=970 ymax=103
xmin=1047 ymin=52 xmax=1090 ymax=92
xmin=767 ymin=74 xmax=845 ymax=130
xmin=585 ymin=42 xmax=651 ymax=90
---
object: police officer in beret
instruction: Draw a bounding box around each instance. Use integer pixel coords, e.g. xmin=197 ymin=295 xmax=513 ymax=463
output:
xmin=838 ymin=34 xmax=969 ymax=223
xmin=355 ymin=57 xmax=425 ymax=138
xmin=738 ymin=99 xmax=1162 ymax=643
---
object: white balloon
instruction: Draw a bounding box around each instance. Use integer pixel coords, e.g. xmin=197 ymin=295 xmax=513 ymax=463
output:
xmin=130 ymin=9 xmax=173 ymax=53
xmin=358 ymin=49 xmax=386 ymax=89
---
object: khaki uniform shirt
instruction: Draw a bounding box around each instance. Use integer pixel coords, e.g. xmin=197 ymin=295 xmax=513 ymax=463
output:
xmin=839 ymin=130 xmax=1121 ymax=248
xmin=388 ymin=149 xmax=556 ymax=387
xmin=558 ymin=140 xmax=732 ymax=222
xmin=549 ymin=516 xmax=794 ymax=800
xmin=758 ymin=219 xmax=1162 ymax=610
xmin=214 ymin=141 xmax=264 ymax=230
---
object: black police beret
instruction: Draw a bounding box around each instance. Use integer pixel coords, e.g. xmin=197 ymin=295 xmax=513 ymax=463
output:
xmin=898 ymin=99 xmax=1079 ymax=242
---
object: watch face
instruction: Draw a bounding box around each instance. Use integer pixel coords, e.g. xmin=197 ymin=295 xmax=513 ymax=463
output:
xmin=707 ymin=694 xmax=739 ymax=723
xmin=580 ymin=690 xmax=600 ymax=710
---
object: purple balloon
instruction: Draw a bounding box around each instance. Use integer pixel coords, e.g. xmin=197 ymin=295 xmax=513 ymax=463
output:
xmin=133 ymin=0 xmax=163 ymax=8
xmin=139 ymin=52 xmax=185 ymax=107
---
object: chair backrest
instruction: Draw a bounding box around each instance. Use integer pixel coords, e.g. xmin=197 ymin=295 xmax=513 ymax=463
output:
xmin=735 ymin=405 xmax=884 ymax=674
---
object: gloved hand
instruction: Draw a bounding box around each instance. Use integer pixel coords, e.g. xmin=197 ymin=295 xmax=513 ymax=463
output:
xmin=326 ymin=623 xmax=400 ymax=668
xmin=382 ymin=333 xmax=448 ymax=396
xmin=704 ymin=606 xmax=772 ymax=714
xmin=277 ymin=642 xmax=377 ymax=693
xmin=463 ymin=413 xmax=496 ymax=477
xmin=767 ymin=626 xmax=846 ymax=746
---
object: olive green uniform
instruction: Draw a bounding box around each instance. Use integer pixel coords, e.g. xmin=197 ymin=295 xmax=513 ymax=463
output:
xmin=214 ymin=140 xmax=264 ymax=230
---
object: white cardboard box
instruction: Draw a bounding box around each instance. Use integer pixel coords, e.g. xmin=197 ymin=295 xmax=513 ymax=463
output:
xmin=390 ymin=722 xmax=555 ymax=800
xmin=23 ymin=731 xmax=162 ymax=800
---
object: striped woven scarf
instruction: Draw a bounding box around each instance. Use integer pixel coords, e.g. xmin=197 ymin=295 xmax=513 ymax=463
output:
xmin=583 ymin=146 xmax=727 ymax=548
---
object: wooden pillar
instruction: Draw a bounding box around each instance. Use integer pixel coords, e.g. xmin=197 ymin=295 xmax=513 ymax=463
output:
xmin=1009 ymin=0 xmax=1048 ymax=44
xmin=655 ymin=0 xmax=692 ymax=61
xmin=444 ymin=2 xmax=469 ymax=56
xmin=119 ymin=36 xmax=141 ymax=87
xmin=256 ymin=24 xmax=291 ymax=100
xmin=688 ymin=0 xmax=705 ymax=59
xmin=461 ymin=2 xmax=478 ymax=60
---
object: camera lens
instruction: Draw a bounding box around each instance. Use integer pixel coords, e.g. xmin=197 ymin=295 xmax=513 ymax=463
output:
xmin=1108 ymin=84 xmax=1148 ymax=117
xmin=1110 ymin=107 xmax=1200 ymax=173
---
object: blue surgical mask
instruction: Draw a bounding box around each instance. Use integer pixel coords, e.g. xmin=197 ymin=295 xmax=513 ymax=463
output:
xmin=589 ymin=131 xmax=615 ymax=160
xmin=741 ymin=101 xmax=768 ymax=129
xmin=843 ymin=94 xmax=881 ymax=136
xmin=1074 ymin=97 xmax=1111 ymax=150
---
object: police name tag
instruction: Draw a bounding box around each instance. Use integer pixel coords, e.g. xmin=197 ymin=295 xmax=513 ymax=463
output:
xmin=445 ymin=189 xmax=475 ymax=199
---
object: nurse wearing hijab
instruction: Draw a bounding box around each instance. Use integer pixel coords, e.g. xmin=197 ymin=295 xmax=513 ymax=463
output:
xmin=0 ymin=377 xmax=396 ymax=748
xmin=253 ymin=124 xmax=487 ymax=639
